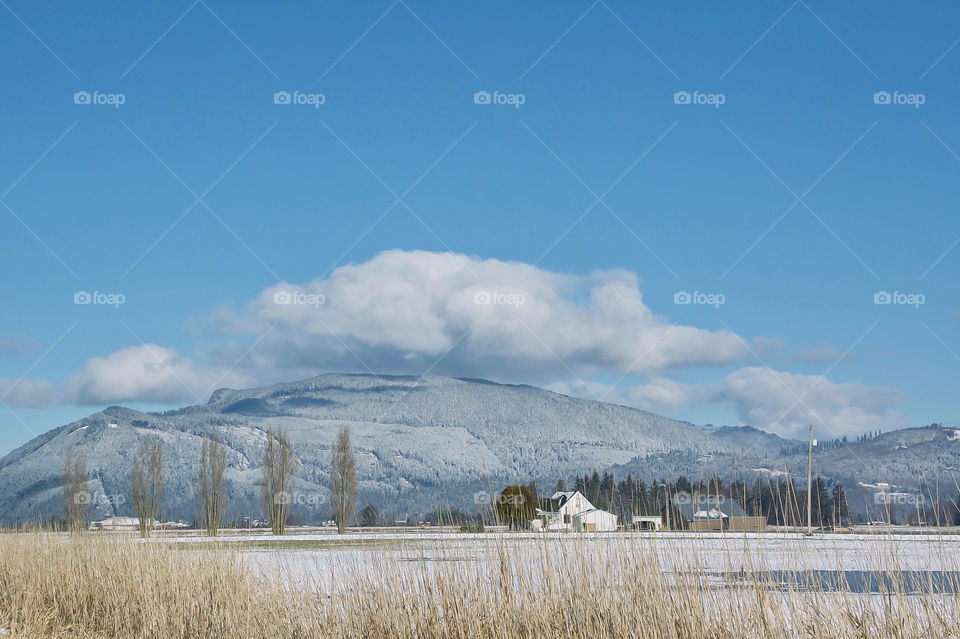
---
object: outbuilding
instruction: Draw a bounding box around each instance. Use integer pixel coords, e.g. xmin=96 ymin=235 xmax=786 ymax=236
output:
xmin=573 ymin=508 xmax=618 ymax=532
xmin=663 ymin=495 xmax=766 ymax=532
xmin=631 ymin=515 xmax=663 ymax=531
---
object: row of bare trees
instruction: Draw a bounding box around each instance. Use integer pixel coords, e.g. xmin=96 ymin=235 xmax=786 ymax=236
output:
xmin=258 ymin=425 xmax=357 ymax=535
xmin=61 ymin=437 xmax=165 ymax=538
xmin=61 ymin=425 xmax=358 ymax=537
xmin=132 ymin=434 xmax=227 ymax=538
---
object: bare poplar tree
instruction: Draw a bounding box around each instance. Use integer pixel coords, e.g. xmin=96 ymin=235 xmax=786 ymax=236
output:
xmin=261 ymin=428 xmax=295 ymax=536
xmin=131 ymin=437 xmax=163 ymax=538
xmin=62 ymin=447 xmax=88 ymax=534
xmin=198 ymin=434 xmax=227 ymax=536
xmin=330 ymin=425 xmax=357 ymax=534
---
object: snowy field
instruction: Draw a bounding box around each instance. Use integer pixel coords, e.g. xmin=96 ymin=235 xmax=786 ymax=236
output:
xmin=8 ymin=529 xmax=959 ymax=635
xmin=150 ymin=529 xmax=960 ymax=595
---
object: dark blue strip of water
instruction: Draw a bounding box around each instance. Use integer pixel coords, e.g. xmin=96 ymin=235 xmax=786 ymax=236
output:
xmin=726 ymin=570 xmax=960 ymax=594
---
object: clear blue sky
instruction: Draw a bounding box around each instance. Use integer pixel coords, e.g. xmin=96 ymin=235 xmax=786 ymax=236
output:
xmin=1 ymin=0 xmax=959 ymax=454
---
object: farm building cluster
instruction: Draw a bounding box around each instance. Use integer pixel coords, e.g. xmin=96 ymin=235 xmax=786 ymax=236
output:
xmin=529 ymin=491 xmax=766 ymax=532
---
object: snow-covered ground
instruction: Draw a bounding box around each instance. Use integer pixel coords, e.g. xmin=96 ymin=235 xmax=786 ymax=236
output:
xmin=153 ymin=529 xmax=960 ymax=594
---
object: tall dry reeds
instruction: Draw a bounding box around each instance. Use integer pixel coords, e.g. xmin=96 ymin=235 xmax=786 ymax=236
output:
xmin=0 ymin=532 xmax=958 ymax=638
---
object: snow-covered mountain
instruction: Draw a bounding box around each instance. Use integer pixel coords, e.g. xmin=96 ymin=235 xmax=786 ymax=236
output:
xmin=2 ymin=374 xmax=950 ymax=524
xmin=0 ymin=374 xmax=741 ymax=524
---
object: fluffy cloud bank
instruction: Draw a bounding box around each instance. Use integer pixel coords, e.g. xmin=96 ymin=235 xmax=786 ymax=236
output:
xmin=217 ymin=249 xmax=748 ymax=379
xmin=717 ymin=367 xmax=901 ymax=439
xmin=59 ymin=345 xmax=251 ymax=405
xmin=605 ymin=367 xmax=901 ymax=439
xmin=0 ymin=346 xmax=250 ymax=407
xmin=0 ymin=251 xmax=904 ymax=439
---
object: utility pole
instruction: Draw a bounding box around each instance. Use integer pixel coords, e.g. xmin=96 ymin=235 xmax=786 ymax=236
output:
xmin=807 ymin=424 xmax=814 ymax=536
xmin=667 ymin=486 xmax=671 ymax=532
xmin=936 ymin=451 xmax=941 ymax=527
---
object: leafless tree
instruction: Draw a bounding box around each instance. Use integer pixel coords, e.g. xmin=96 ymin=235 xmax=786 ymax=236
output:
xmin=62 ymin=447 xmax=88 ymax=534
xmin=198 ymin=434 xmax=227 ymax=536
xmin=261 ymin=428 xmax=296 ymax=536
xmin=131 ymin=437 xmax=163 ymax=538
xmin=330 ymin=425 xmax=357 ymax=534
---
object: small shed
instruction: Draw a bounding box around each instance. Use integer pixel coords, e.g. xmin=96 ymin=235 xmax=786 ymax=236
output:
xmin=573 ymin=508 xmax=618 ymax=532
xmin=632 ymin=515 xmax=663 ymax=531
xmin=665 ymin=495 xmax=766 ymax=532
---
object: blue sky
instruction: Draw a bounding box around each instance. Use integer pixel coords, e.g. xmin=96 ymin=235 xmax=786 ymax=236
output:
xmin=1 ymin=0 xmax=959 ymax=455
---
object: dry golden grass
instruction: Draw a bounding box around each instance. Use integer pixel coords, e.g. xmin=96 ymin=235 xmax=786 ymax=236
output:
xmin=1 ymin=532 xmax=958 ymax=638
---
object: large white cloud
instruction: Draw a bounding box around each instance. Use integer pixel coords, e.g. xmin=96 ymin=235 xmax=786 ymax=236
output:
xmin=0 ymin=252 xmax=905 ymax=440
xmin=613 ymin=366 xmax=902 ymax=439
xmin=717 ymin=367 xmax=901 ymax=439
xmin=626 ymin=378 xmax=705 ymax=409
xmin=215 ymin=249 xmax=748 ymax=380
xmin=60 ymin=344 xmax=250 ymax=405
xmin=546 ymin=377 xmax=707 ymax=411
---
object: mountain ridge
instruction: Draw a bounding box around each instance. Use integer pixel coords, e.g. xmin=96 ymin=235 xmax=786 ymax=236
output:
xmin=0 ymin=373 xmax=740 ymax=523
xmin=0 ymin=373 xmax=950 ymax=524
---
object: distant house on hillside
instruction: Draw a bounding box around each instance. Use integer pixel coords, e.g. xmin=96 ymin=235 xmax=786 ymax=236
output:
xmin=530 ymin=491 xmax=618 ymax=532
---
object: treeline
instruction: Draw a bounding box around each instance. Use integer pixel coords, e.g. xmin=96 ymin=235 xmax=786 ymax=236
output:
xmin=562 ymin=470 xmax=960 ymax=527
xmin=564 ymin=471 xmax=852 ymax=528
